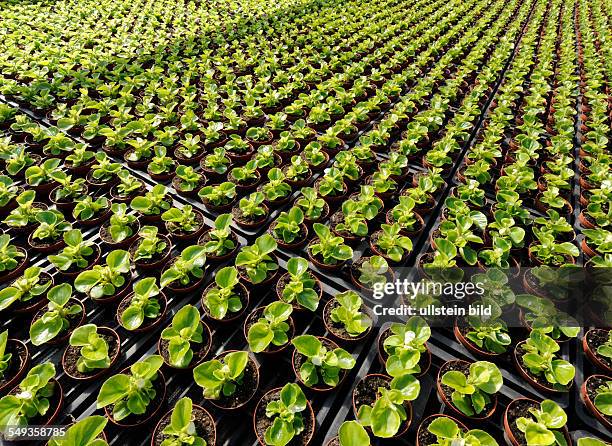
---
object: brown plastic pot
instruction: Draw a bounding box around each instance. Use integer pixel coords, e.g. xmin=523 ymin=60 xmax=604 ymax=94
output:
xmin=151 ymin=403 xmax=216 ymax=446
xmin=307 ymin=243 xmax=348 ymax=271
xmin=27 ymin=232 xmax=66 ymax=254
xmin=62 ymin=327 xmax=121 ymax=381
xmin=116 ymin=291 xmax=168 ymax=333
xmin=50 ymin=184 xmax=88 ymax=213
xmin=513 ymin=341 xmax=572 ymax=393
xmin=12 ymin=272 xmax=55 ymax=315
xmin=269 ymin=222 xmax=309 ymax=251
xmin=90 ymin=273 xmax=133 ymax=305
xmin=581 ymin=374 xmax=612 ymax=431
xmin=436 ymin=359 xmax=497 ymax=420
xmin=104 ymin=370 xmax=166 ymax=428
xmin=583 ymin=329 xmax=612 ymax=374
xmin=503 ymin=398 xmax=572 ymax=446
xmin=253 ymin=387 xmax=315 ymax=445
xmin=232 ymin=206 xmax=270 ymax=230
xmin=0 ymin=339 xmax=30 ymax=394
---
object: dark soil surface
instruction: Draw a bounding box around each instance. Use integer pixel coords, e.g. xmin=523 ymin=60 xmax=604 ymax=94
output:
xmin=587 ymin=329 xmax=612 ymax=370
xmin=586 ymin=376 xmax=612 ymax=424
xmin=418 ymin=416 xmax=466 ymax=446
xmin=0 ymin=341 xmax=26 ymax=389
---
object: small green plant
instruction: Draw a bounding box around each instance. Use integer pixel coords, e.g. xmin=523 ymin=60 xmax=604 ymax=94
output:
xmin=201 ymin=214 xmax=236 ymax=257
xmin=158 ymin=397 xmax=206 ymax=446
xmin=594 ymin=380 xmax=612 ymax=416
xmin=357 ymin=256 xmax=389 ymax=288
xmin=148 ymin=146 xmax=175 ymax=175
xmin=73 ymin=196 xmax=109 ymax=221
xmin=50 ymin=171 xmax=87 ymax=202
xmin=193 ymin=351 xmax=249 ymax=399
xmin=235 ymin=234 xmax=278 ymax=283
xmin=203 ymin=147 xmax=230 ymax=174
xmin=520 ymin=329 xmax=575 ymax=389
xmin=31 ymin=210 xmax=71 ymax=242
xmin=515 ymin=400 xmax=567 ymax=446
xmin=425 ymin=416 xmax=498 ymax=446
xmin=130 ymin=185 xmax=172 ymax=216
xmin=69 ymin=324 xmax=112 ymax=373
xmin=596 ymin=331 xmax=612 ymax=359
xmin=308 ymin=223 xmax=353 ymax=265
xmin=238 ymin=192 xmax=267 ymax=220
xmin=162 ymin=205 xmax=201 ymax=233
xmin=202 ymin=266 xmax=243 ymax=320
xmin=25 ymin=158 xmax=62 ymax=186
xmin=48 ymin=415 xmax=108 ymax=446
xmin=261 ymin=168 xmax=291 ymax=202
xmin=175 ymin=166 xmax=202 ymax=192
xmin=272 ymin=207 xmax=304 ymax=244
xmin=0 ymin=266 xmax=51 ymax=311
xmin=97 ymin=355 xmax=164 ymax=421
xmin=247 ymin=301 xmax=293 ymax=353
xmin=49 ymin=229 xmax=96 ymax=271
xmin=337 ymin=421 xmax=370 ymax=446
xmin=441 ymin=361 xmax=503 ymax=416
xmin=291 ymin=335 xmax=355 ymax=388
xmin=3 ymin=190 xmax=40 ymax=229
xmin=74 ymin=250 xmax=131 ymax=299
xmin=330 ymin=291 xmax=371 ymax=337
xmin=161 ymin=305 xmax=204 ymax=368
xmin=132 ymin=226 xmax=168 ymax=262
xmin=0 ymin=330 xmax=12 ymax=380
xmin=30 ymin=283 xmax=81 ymax=346
xmin=296 ymin=187 xmax=326 ymax=221
xmin=383 ymin=316 xmax=431 ymax=376
xmin=120 ymin=278 xmax=161 ymax=331
xmin=198 ymin=182 xmax=236 ymax=206
xmin=357 ymin=374 xmax=420 ymax=438
xmin=373 ymin=223 xmax=413 ymax=262
xmin=160 ymin=246 xmax=206 ymax=288
xmin=0 ymin=234 xmax=25 ymax=272
xmin=279 ymin=257 xmax=320 ymax=311
xmin=107 ymin=203 xmax=137 ymax=243
xmin=0 ymin=362 xmax=57 ymax=429
xmin=262 ymin=383 xmax=308 ymax=446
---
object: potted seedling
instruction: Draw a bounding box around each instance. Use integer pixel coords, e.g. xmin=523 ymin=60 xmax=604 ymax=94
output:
xmin=582 ymin=229 xmax=612 ymax=258
xmin=230 ymin=160 xmax=261 ymax=192
xmin=529 ymin=228 xmax=579 ymax=266
xmin=283 ymin=155 xmax=312 ymax=187
xmin=291 ymin=335 xmax=356 ymax=391
xmin=49 ymin=171 xmax=87 ymax=212
xmin=274 ymin=131 xmax=301 ymax=161
xmin=175 ymin=133 xmax=205 ymax=164
xmin=129 ymin=226 xmax=172 ymax=270
xmin=111 ymin=170 xmax=145 ymax=203
xmin=307 ymin=223 xmax=354 ymax=271
xmin=379 ymin=316 xmax=431 ymax=377
xmin=253 ymin=383 xmax=315 ymax=446
xmin=355 ymin=373 xmax=420 ymax=438
xmin=315 ymin=168 xmax=347 ymax=203
xmin=276 ymin=257 xmax=322 ymax=312
xmin=147 ymin=146 xmax=176 ymax=181
xmin=160 ymin=245 xmax=207 ymax=293
xmin=158 ymin=305 xmax=211 ymax=369
xmin=296 ymin=187 xmax=329 ymax=225
xmin=199 ymin=182 xmax=237 ymax=212
xmin=0 ymin=175 xmax=21 ymax=216
xmin=29 ymin=284 xmax=84 ymax=346
xmin=514 ymin=329 xmax=575 ymax=392
xmin=151 ymin=397 xmax=216 ymax=446
xmin=454 ymin=309 xmax=512 ymax=358
xmin=417 ymin=415 xmax=497 ymax=446
xmin=62 ymin=323 xmax=121 ymax=381
xmin=48 ymin=415 xmax=108 ymax=446
xmin=0 ymin=329 xmax=30 ymax=394
xmin=245 ymin=301 xmax=294 ymax=354
xmin=246 ymin=127 xmax=274 ymax=148
xmin=130 ymin=185 xmax=172 ymax=224
xmin=370 ymin=223 xmax=413 ymax=263
xmin=172 ymin=165 xmax=205 ymax=198
xmin=0 ymin=362 xmax=63 ymax=431
xmin=323 ymin=290 xmax=373 ymax=344
xmin=193 ymin=350 xmax=260 ymax=410
xmin=351 ymin=255 xmax=393 ymax=291
xmin=97 ymin=355 xmax=166 ymax=427
xmin=27 ymin=210 xmax=71 ymax=253
xmin=259 ymin=168 xmax=292 ymax=207
xmin=325 ymin=421 xmax=370 ymax=446
xmin=254 ymin=145 xmax=282 ymax=174
xmin=199 ymin=213 xmax=239 ymax=261
xmin=87 ymin=153 xmax=121 ymax=190
xmin=73 ymin=196 xmax=111 ymax=227
xmin=233 ymin=192 xmax=269 ymax=229
xmin=117 ymin=277 xmax=166 ymax=332
xmin=49 ymin=229 xmax=101 ymax=278
xmin=301 ymin=141 xmax=329 ymax=171
xmin=224 ymin=134 xmax=254 ymax=164
xmin=201 ymin=266 xmax=249 ymax=323
xmin=99 ymin=203 xmax=140 ymax=248
xmin=0 ymin=233 xmax=27 ymax=283
xmin=437 ymin=360 xmax=503 ymax=420
xmin=270 ymin=207 xmax=308 ymax=250
xmin=201 ymin=147 xmax=231 ymax=180
xmin=503 ymin=399 xmax=571 ymax=446
xmin=162 ymin=205 xmax=205 ymax=242
xmin=583 ymin=329 xmax=612 ymax=374
xmin=3 ymin=190 xmax=47 ymax=234
xmin=25 ymin=158 xmax=61 ymax=193
xmin=235 ymin=234 xmax=279 ymax=285
xmin=0 ymin=265 xmax=53 ymax=313
xmin=74 ymin=249 xmax=132 ymax=304
xmin=65 ymin=145 xmax=95 ymax=175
